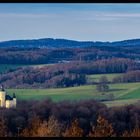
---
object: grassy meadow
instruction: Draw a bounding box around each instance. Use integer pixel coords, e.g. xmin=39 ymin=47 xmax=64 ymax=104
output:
xmin=87 ymin=73 xmax=122 ymax=83
xmin=6 ymin=82 xmax=140 ymax=107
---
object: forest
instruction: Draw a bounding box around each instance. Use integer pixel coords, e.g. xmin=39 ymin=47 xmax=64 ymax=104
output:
xmin=0 ymin=44 xmax=140 ymax=64
xmin=1 ymin=99 xmax=140 ymax=137
xmin=0 ymin=58 xmax=140 ymax=88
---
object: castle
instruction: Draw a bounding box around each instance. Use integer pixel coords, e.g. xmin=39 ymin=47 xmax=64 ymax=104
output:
xmin=0 ymin=85 xmax=16 ymax=108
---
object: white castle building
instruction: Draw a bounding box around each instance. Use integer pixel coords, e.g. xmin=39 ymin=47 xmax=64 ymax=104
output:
xmin=0 ymin=85 xmax=16 ymax=108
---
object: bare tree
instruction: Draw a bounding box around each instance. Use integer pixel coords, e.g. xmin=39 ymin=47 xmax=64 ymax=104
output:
xmin=96 ymin=76 xmax=109 ymax=92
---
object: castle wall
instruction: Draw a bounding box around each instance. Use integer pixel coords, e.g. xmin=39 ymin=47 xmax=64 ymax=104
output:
xmin=5 ymin=100 xmax=15 ymax=108
xmin=0 ymin=91 xmax=5 ymax=107
xmin=5 ymin=100 xmax=10 ymax=108
xmin=5 ymin=100 xmax=16 ymax=108
xmin=13 ymin=98 xmax=16 ymax=107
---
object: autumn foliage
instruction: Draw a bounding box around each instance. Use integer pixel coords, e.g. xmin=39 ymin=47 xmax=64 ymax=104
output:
xmin=62 ymin=119 xmax=84 ymax=137
xmin=123 ymin=127 xmax=140 ymax=137
xmin=19 ymin=115 xmax=140 ymax=137
xmin=20 ymin=115 xmax=62 ymax=137
xmin=88 ymin=116 xmax=116 ymax=137
xmin=1 ymin=99 xmax=140 ymax=137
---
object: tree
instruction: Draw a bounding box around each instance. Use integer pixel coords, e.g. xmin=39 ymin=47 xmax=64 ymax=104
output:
xmin=96 ymin=83 xmax=109 ymax=92
xmin=62 ymin=119 xmax=84 ymax=137
xmin=20 ymin=115 xmax=62 ymax=137
xmin=0 ymin=117 xmax=8 ymax=137
xmin=96 ymin=76 xmax=109 ymax=92
xmin=88 ymin=115 xmax=116 ymax=137
xmin=37 ymin=116 xmax=62 ymax=137
xmin=99 ymin=76 xmax=109 ymax=84
xmin=19 ymin=115 xmax=42 ymax=137
xmin=123 ymin=127 xmax=140 ymax=137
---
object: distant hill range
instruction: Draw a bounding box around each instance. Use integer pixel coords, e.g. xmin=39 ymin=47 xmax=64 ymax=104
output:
xmin=0 ymin=38 xmax=140 ymax=48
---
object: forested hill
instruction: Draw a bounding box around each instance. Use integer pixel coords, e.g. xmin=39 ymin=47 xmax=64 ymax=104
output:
xmin=0 ymin=38 xmax=140 ymax=48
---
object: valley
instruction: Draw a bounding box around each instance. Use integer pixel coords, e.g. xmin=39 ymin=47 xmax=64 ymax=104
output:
xmin=1 ymin=3 xmax=140 ymax=137
xmin=0 ymin=56 xmax=140 ymax=108
xmin=4 ymin=73 xmax=140 ymax=107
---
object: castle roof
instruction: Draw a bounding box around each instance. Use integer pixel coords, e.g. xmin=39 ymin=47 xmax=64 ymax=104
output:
xmin=5 ymin=95 xmax=13 ymax=100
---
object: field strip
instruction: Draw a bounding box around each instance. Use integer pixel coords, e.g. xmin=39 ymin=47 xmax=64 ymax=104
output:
xmin=116 ymin=87 xmax=139 ymax=99
xmin=28 ymin=90 xmax=92 ymax=96
xmin=103 ymin=98 xmax=140 ymax=107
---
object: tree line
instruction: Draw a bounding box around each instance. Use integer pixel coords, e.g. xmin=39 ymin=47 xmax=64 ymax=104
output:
xmin=0 ymin=46 xmax=140 ymax=65
xmin=1 ymin=99 xmax=140 ymax=137
xmin=0 ymin=58 xmax=139 ymax=88
xmin=113 ymin=70 xmax=140 ymax=83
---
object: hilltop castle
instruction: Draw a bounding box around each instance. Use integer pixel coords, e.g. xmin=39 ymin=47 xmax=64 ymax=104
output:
xmin=0 ymin=85 xmax=16 ymax=108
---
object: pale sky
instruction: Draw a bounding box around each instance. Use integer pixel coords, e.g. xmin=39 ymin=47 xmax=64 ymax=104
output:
xmin=0 ymin=3 xmax=140 ymax=42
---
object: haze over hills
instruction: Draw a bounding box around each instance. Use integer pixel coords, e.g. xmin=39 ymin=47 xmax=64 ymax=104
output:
xmin=0 ymin=38 xmax=140 ymax=48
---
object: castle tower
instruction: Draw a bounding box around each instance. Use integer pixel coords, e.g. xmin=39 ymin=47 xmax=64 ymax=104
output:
xmin=13 ymin=93 xmax=16 ymax=108
xmin=0 ymin=85 xmax=6 ymax=107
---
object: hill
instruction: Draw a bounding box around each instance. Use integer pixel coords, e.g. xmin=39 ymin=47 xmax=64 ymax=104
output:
xmin=1 ymin=38 xmax=140 ymax=48
xmin=0 ymin=58 xmax=139 ymax=88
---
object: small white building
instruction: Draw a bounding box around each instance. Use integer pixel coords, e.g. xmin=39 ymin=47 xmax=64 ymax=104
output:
xmin=0 ymin=85 xmax=16 ymax=108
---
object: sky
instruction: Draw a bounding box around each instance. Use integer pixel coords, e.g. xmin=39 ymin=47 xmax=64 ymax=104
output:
xmin=0 ymin=3 xmax=140 ymax=42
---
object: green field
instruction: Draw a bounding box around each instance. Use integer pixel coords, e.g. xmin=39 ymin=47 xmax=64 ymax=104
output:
xmin=103 ymin=98 xmax=140 ymax=107
xmin=87 ymin=73 xmax=122 ymax=83
xmin=6 ymin=82 xmax=140 ymax=107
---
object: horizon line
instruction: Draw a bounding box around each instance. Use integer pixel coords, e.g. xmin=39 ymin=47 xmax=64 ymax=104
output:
xmin=0 ymin=37 xmax=140 ymax=43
